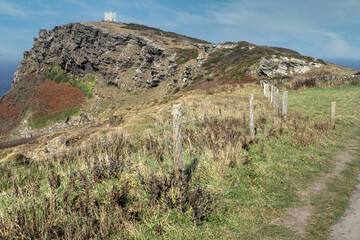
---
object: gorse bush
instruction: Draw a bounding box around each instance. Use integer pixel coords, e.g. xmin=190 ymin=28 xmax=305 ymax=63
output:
xmin=44 ymin=63 xmax=95 ymax=98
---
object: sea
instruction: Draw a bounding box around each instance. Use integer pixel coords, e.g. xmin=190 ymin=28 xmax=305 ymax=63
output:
xmin=0 ymin=59 xmax=358 ymax=98
xmin=325 ymin=59 xmax=360 ymax=72
xmin=0 ymin=61 xmax=20 ymax=98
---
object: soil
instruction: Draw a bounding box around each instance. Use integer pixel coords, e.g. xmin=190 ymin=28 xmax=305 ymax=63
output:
xmin=277 ymin=129 xmax=360 ymax=236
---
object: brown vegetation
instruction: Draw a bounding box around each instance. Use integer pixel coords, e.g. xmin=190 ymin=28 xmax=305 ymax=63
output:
xmin=30 ymin=79 xmax=85 ymax=115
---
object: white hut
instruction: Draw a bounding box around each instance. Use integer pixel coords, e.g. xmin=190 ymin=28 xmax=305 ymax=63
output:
xmin=104 ymin=11 xmax=116 ymax=22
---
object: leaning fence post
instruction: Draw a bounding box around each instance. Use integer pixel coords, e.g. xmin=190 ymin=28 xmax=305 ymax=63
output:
xmin=331 ymin=101 xmax=336 ymax=129
xmin=282 ymin=91 xmax=288 ymax=120
xmin=250 ymin=94 xmax=255 ymax=139
xmin=173 ymin=104 xmax=183 ymax=178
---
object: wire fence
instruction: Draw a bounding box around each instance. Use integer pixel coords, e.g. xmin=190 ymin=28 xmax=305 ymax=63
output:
xmin=0 ymin=95 xmax=271 ymax=199
xmin=0 ymin=96 xmax=271 ymax=167
xmin=0 ymin=90 xmax=284 ymax=238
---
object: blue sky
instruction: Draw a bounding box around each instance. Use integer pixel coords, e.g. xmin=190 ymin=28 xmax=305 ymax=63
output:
xmin=0 ymin=0 xmax=359 ymax=62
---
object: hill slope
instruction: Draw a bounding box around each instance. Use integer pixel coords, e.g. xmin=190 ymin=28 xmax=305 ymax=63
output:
xmin=0 ymin=21 xmax=357 ymax=134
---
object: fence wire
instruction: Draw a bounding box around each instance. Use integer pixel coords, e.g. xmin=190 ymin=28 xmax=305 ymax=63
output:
xmin=0 ymin=101 xmax=268 ymax=199
xmin=0 ymin=94 xmax=273 ymax=201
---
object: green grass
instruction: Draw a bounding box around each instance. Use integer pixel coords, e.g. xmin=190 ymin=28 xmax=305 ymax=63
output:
xmin=28 ymin=107 xmax=81 ymax=129
xmin=288 ymin=84 xmax=360 ymax=125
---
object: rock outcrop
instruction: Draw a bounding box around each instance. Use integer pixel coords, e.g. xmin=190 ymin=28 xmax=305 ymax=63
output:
xmin=258 ymin=56 xmax=322 ymax=77
xmin=13 ymin=23 xmax=179 ymax=90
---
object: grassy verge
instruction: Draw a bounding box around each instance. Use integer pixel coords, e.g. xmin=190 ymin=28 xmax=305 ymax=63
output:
xmin=0 ymin=84 xmax=359 ymax=238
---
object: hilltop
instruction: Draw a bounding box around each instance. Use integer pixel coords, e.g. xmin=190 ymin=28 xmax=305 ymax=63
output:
xmin=0 ymin=21 xmax=357 ymax=134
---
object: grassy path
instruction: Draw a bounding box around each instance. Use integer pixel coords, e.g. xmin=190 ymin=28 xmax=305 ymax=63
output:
xmin=277 ymin=84 xmax=360 ymax=239
xmin=329 ymin=129 xmax=360 ymax=239
xmin=278 ymin=125 xmax=360 ymax=239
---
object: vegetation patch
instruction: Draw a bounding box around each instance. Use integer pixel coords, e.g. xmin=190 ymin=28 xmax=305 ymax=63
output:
xmin=44 ymin=63 xmax=96 ymax=99
xmin=203 ymin=46 xmax=273 ymax=81
xmin=28 ymin=106 xmax=81 ymax=129
xmin=175 ymin=48 xmax=199 ymax=65
xmin=26 ymin=78 xmax=85 ymax=129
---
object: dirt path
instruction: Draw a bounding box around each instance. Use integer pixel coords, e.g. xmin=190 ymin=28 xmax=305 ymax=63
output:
xmin=277 ymin=133 xmax=360 ymax=237
xmin=329 ymin=172 xmax=360 ymax=240
xmin=329 ymin=134 xmax=360 ymax=240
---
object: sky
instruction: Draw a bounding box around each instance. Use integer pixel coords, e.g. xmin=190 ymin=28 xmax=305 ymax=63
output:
xmin=0 ymin=0 xmax=359 ymax=63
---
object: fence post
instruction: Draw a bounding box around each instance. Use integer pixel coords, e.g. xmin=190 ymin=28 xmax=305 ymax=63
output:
xmin=275 ymin=89 xmax=280 ymax=113
xmin=270 ymin=86 xmax=274 ymax=103
xmin=273 ymin=87 xmax=277 ymax=108
xmin=264 ymin=83 xmax=267 ymax=96
xmin=173 ymin=104 xmax=183 ymax=178
xmin=250 ymin=94 xmax=255 ymax=140
xmin=282 ymin=91 xmax=288 ymax=120
xmin=331 ymin=101 xmax=336 ymax=129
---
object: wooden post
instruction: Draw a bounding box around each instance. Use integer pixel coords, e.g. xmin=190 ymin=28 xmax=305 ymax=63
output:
xmin=264 ymin=83 xmax=267 ymax=96
xmin=273 ymin=87 xmax=277 ymax=108
xmin=270 ymin=86 xmax=274 ymax=103
xmin=173 ymin=104 xmax=183 ymax=178
xmin=275 ymin=89 xmax=280 ymax=113
xmin=282 ymin=91 xmax=288 ymax=120
xmin=250 ymin=94 xmax=255 ymax=139
xmin=331 ymin=101 xmax=336 ymax=129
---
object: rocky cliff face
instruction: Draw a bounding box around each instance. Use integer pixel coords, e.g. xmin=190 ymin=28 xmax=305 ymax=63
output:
xmin=14 ymin=22 xmax=182 ymax=90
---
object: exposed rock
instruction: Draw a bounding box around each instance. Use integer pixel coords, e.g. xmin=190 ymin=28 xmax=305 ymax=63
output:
xmin=216 ymin=43 xmax=238 ymax=49
xmin=258 ymin=56 xmax=322 ymax=77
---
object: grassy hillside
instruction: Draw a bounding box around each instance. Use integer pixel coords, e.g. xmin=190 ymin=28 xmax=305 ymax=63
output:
xmin=0 ymin=79 xmax=359 ymax=238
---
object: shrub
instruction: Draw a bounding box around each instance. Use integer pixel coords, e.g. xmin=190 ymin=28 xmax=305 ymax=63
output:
xmin=44 ymin=63 xmax=69 ymax=83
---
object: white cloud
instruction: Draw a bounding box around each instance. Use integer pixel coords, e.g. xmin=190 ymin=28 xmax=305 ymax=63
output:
xmin=325 ymin=33 xmax=360 ymax=59
xmin=198 ymin=0 xmax=360 ymax=59
xmin=0 ymin=1 xmax=56 ymax=17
